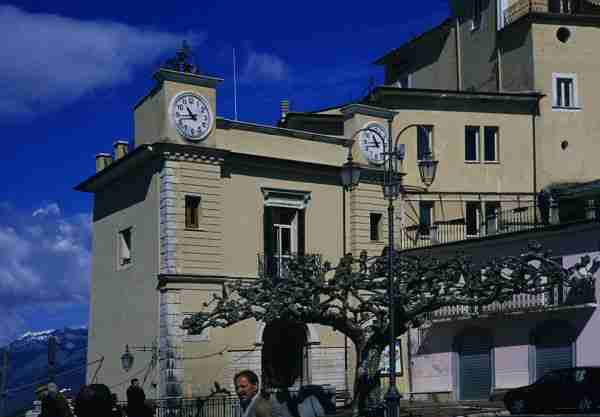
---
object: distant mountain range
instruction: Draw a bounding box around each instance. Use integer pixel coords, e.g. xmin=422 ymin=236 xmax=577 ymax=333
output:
xmin=2 ymin=327 xmax=88 ymax=416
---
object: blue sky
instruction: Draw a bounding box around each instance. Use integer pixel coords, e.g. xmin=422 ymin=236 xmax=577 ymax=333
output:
xmin=0 ymin=1 xmax=449 ymax=345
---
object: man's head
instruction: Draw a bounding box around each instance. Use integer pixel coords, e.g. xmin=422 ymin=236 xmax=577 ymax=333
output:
xmin=36 ymin=385 xmax=49 ymax=400
xmin=234 ymin=370 xmax=259 ymax=404
xmin=131 ymin=378 xmax=139 ymax=387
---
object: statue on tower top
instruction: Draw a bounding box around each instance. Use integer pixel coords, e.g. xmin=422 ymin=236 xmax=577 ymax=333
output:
xmin=162 ymin=41 xmax=200 ymax=75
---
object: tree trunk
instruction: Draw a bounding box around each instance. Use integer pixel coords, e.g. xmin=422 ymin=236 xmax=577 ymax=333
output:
xmin=351 ymin=341 xmax=385 ymax=417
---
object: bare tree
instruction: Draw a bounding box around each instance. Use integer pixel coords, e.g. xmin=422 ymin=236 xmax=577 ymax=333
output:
xmin=182 ymin=242 xmax=597 ymax=413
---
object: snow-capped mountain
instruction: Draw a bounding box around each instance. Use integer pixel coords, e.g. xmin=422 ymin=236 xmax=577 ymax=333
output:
xmin=2 ymin=327 xmax=88 ymax=416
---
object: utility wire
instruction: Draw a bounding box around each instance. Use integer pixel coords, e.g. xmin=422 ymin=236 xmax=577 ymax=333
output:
xmin=4 ymin=357 xmax=104 ymax=395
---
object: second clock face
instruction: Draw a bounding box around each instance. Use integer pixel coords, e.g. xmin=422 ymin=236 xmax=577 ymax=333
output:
xmin=358 ymin=122 xmax=388 ymax=165
xmin=170 ymin=92 xmax=213 ymax=141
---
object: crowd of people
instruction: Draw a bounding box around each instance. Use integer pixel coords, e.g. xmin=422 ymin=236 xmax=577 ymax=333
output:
xmin=33 ymin=371 xmax=331 ymax=417
xmin=34 ymin=378 xmax=150 ymax=417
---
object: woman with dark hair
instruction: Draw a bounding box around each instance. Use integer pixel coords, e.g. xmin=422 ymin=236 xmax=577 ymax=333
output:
xmin=74 ymin=384 xmax=113 ymax=417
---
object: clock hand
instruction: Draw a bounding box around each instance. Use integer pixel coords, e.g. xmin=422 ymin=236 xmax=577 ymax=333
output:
xmin=186 ymin=106 xmax=197 ymax=121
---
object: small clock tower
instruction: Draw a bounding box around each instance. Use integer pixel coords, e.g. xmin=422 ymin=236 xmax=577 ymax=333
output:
xmin=133 ymin=43 xmax=223 ymax=149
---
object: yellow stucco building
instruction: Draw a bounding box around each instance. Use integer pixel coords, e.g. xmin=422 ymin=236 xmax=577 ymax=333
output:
xmin=77 ymin=0 xmax=600 ymax=403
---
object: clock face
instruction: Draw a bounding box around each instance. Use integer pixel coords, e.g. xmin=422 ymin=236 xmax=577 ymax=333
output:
xmin=169 ymin=92 xmax=213 ymax=141
xmin=358 ymin=122 xmax=388 ymax=165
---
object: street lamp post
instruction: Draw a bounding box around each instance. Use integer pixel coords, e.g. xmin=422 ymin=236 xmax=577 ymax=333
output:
xmin=341 ymin=121 xmax=438 ymax=417
xmin=121 ymin=342 xmax=160 ymax=373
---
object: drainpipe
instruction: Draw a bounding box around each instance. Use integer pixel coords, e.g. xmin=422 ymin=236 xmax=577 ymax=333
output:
xmin=532 ymin=109 xmax=538 ymax=195
xmin=342 ymin=187 xmax=349 ymax=397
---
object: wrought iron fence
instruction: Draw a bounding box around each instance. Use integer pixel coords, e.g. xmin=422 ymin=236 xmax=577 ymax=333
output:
xmin=257 ymin=254 xmax=292 ymax=278
xmin=119 ymin=396 xmax=241 ymax=417
xmin=399 ymin=205 xmax=551 ymax=250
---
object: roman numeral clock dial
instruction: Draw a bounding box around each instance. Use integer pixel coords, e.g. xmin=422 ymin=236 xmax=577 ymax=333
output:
xmin=358 ymin=122 xmax=388 ymax=165
xmin=169 ymin=92 xmax=214 ymax=141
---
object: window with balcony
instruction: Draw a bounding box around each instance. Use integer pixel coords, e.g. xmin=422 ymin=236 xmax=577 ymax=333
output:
xmin=465 ymin=126 xmax=480 ymax=162
xmin=417 ymin=125 xmax=434 ymax=161
xmin=419 ymin=202 xmax=433 ymax=237
xmin=466 ymin=202 xmax=480 ymax=236
xmin=553 ymin=73 xmax=579 ymax=110
xmin=370 ymin=213 xmax=383 ymax=241
xmin=262 ymin=188 xmax=310 ymax=277
xmin=394 ymin=74 xmax=411 ymax=88
xmin=484 ymin=127 xmax=499 ymax=162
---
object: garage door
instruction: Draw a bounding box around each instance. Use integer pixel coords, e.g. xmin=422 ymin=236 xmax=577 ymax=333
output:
xmin=459 ymin=331 xmax=492 ymax=400
xmin=535 ymin=322 xmax=573 ymax=380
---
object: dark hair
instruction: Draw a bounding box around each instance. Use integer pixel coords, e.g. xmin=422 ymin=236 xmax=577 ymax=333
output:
xmin=131 ymin=378 xmax=139 ymax=384
xmin=234 ymin=370 xmax=259 ymax=387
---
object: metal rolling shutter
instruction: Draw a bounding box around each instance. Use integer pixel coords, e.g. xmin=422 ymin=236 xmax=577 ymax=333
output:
xmin=460 ymin=333 xmax=492 ymax=400
xmin=536 ymin=342 xmax=572 ymax=379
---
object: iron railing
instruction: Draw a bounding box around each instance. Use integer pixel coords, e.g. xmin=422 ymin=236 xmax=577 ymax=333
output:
xmin=399 ymin=204 xmax=554 ymax=250
xmin=257 ymin=254 xmax=295 ymax=278
xmin=426 ymin=279 xmax=596 ymax=321
xmin=503 ymin=0 xmax=593 ymax=25
xmin=120 ymin=396 xmax=241 ymax=417
xmin=504 ymin=0 xmax=548 ymax=24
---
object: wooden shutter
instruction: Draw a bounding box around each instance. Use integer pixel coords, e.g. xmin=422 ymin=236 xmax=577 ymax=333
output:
xmin=297 ymin=209 xmax=305 ymax=255
xmin=264 ymin=207 xmax=275 ymax=275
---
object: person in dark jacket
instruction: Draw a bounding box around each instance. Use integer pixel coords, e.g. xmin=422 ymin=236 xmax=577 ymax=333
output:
xmin=74 ymin=384 xmax=113 ymax=417
xmin=126 ymin=378 xmax=146 ymax=417
xmin=37 ymin=383 xmax=73 ymax=417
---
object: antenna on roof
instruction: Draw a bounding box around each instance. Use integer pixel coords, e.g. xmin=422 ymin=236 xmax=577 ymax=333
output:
xmin=233 ymin=47 xmax=239 ymax=120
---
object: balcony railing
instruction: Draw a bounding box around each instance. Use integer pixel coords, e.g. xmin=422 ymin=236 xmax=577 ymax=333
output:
xmin=258 ymin=254 xmax=293 ymax=278
xmin=504 ymin=0 xmax=595 ymax=25
xmin=397 ymin=201 xmax=599 ymax=251
xmin=505 ymin=0 xmax=548 ymax=25
xmin=426 ymin=279 xmax=596 ymax=321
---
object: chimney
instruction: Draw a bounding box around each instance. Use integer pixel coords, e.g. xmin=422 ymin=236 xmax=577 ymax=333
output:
xmin=280 ymin=99 xmax=290 ymax=123
xmin=113 ymin=140 xmax=129 ymax=160
xmin=95 ymin=153 xmax=113 ymax=172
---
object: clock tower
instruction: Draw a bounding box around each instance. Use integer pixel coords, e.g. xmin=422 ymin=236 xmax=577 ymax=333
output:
xmin=133 ymin=43 xmax=223 ymax=149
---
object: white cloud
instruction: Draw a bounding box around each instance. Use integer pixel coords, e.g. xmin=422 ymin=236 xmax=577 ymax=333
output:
xmin=0 ymin=5 xmax=205 ymax=119
xmin=32 ymin=202 xmax=61 ymax=217
xmin=0 ymin=203 xmax=92 ymax=344
xmin=240 ymin=48 xmax=289 ymax=83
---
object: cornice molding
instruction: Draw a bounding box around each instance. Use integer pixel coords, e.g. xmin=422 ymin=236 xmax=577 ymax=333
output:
xmin=340 ymin=104 xmax=397 ymax=120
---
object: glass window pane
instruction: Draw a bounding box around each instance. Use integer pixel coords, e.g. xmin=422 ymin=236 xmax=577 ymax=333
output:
xmin=466 ymin=203 xmax=479 ymax=236
xmin=281 ymin=227 xmax=291 ymax=254
xmin=465 ymin=127 xmax=479 ymax=161
xmin=417 ymin=126 xmax=431 ymax=160
xmin=484 ymin=127 xmax=497 ymax=161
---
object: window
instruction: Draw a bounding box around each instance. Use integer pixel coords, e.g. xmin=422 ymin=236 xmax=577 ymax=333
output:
xmin=484 ymin=127 xmax=499 ymax=162
xmin=553 ymin=73 xmax=579 ymax=109
xmin=394 ymin=74 xmax=410 ymax=89
xmin=262 ymin=188 xmax=309 ymax=278
xmin=472 ymin=0 xmax=482 ymax=30
xmin=118 ymin=228 xmax=132 ymax=268
xmin=466 ymin=202 xmax=480 ymax=236
xmin=419 ymin=202 xmax=433 ymax=236
xmin=417 ymin=126 xmax=433 ymax=160
xmin=465 ymin=126 xmax=480 ymax=162
xmin=550 ymin=0 xmax=576 ymax=13
xmin=370 ymin=213 xmax=383 ymax=241
xmin=484 ymin=202 xmax=501 ymax=234
xmin=185 ymin=195 xmax=201 ymax=229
